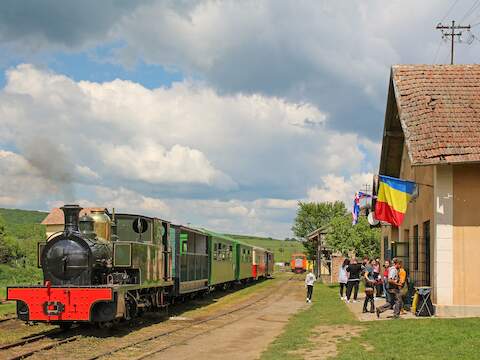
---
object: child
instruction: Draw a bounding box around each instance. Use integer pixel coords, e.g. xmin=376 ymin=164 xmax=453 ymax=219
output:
xmin=305 ymin=269 xmax=316 ymax=303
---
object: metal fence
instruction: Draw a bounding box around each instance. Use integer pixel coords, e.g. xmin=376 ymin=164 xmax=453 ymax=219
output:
xmin=391 ymin=239 xmax=431 ymax=287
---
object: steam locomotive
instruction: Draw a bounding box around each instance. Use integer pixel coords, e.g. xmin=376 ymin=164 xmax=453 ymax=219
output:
xmin=7 ymin=205 xmax=274 ymax=328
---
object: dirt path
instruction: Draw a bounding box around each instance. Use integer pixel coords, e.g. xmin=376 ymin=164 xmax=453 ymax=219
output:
xmin=150 ymin=276 xmax=306 ymax=360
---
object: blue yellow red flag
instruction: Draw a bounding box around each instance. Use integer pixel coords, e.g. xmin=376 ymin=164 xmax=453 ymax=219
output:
xmin=374 ymin=175 xmax=416 ymax=226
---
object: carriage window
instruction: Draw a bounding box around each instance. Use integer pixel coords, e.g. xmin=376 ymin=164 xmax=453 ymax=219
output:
xmin=180 ymin=233 xmax=188 ymax=254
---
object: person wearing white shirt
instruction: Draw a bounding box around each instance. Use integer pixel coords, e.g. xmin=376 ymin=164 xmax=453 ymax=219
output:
xmin=305 ymin=270 xmax=316 ymax=303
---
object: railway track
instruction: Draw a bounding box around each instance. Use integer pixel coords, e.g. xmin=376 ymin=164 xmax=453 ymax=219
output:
xmin=0 ymin=276 xmax=294 ymax=360
xmin=0 ymin=329 xmax=80 ymax=360
xmin=0 ymin=316 xmax=16 ymax=324
xmin=87 ymin=276 xmax=293 ymax=360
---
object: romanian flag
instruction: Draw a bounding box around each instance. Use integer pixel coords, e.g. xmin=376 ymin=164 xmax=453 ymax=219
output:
xmin=375 ymin=175 xmax=416 ymax=227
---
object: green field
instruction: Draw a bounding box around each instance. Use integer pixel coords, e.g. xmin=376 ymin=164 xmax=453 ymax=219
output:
xmin=262 ymin=284 xmax=480 ymax=359
xmin=227 ymin=234 xmax=304 ymax=263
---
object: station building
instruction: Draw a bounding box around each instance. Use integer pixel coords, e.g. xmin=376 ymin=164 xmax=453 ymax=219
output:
xmin=379 ymin=65 xmax=480 ymax=317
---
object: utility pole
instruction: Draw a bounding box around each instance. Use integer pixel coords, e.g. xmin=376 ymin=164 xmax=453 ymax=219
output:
xmin=436 ymin=20 xmax=471 ymax=64
xmin=360 ymin=184 xmax=371 ymax=195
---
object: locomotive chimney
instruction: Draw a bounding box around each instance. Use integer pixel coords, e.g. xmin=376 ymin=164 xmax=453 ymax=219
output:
xmin=61 ymin=204 xmax=83 ymax=233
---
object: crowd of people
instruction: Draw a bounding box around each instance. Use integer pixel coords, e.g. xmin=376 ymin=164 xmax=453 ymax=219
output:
xmin=303 ymin=255 xmax=410 ymax=319
xmin=338 ymin=256 xmax=409 ymax=319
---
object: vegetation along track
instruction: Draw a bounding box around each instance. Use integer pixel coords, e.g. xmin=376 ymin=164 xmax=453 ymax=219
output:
xmin=88 ymin=276 xmax=294 ymax=360
xmin=0 ymin=328 xmax=80 ymax=360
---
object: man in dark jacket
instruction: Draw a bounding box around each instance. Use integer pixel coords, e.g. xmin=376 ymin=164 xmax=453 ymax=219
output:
xmin=345 ymin=258 xmax=363 ymax=303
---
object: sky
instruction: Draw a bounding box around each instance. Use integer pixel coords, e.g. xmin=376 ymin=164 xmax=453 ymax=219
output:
xmin=1 ymin=0 xmax=480 ymax=238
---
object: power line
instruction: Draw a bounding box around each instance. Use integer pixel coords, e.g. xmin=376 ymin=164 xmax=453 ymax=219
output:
xmin=433 ymin=39 xmax=444 ymax=64
xmin=460 ymin=0 xmax=480 ymax=22
xmin=441 ymin=0 xmax=461 ymax=23
xmin=436 ymin=20 xmax=471 ymax=64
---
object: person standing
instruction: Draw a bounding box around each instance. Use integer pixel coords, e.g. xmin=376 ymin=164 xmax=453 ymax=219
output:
xmin=398 ymin=260 xmax=407 ymax=313
xmin=305 ymin=269 xmax=316 ymax=303
xmin=382 ymin=259 xmax=391 ymax=303
xmin=346 ymin=258 xmax=362 ymax=303
xmin=363 ymin=260 xmax=376 ymax=313
xmin=338 ymin=258 xmax=349 ymax=300
xmin=376 ymin=258 xmax=401 ymax=319
xmin=372 ymin=259 xmax=382 ymax=298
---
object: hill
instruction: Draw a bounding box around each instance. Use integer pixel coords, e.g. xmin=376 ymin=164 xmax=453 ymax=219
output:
xmin=227 ymin=234 xmax=305 ymax=263
xmin=0 ymin=208 xmax=47 ymax=225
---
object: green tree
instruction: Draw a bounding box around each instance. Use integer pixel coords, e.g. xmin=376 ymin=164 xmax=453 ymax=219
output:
xmin=0 ymin=214 xmax=15 ymax=263
xmin=292 ymin=201 xmax=347 ymax=258
xmin=326 ymin=214 xmax=380 ymax=259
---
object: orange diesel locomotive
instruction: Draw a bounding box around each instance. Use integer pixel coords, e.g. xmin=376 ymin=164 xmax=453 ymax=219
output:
xmin=290 ymin=253 xmax=307 ymax=273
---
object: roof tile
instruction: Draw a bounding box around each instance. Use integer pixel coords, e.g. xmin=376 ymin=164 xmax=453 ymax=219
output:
xmin=392 ymin=65 xmax=480 ymax=164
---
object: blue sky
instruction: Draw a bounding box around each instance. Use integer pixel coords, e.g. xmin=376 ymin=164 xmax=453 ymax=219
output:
xmin=1 ymin=0 xmax=479 ymax=238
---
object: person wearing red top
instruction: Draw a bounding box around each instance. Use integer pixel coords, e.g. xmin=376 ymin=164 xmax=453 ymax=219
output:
xmin=382 ymin=259 xmax=391 ymax=304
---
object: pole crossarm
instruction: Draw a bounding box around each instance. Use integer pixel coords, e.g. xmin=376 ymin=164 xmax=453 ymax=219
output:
xmin=436 ymin=20 xmax=471 ymax=64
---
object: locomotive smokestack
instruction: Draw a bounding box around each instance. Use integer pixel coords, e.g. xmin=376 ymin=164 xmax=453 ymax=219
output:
xmin=61 ymin=204 xmax=82 ymax=233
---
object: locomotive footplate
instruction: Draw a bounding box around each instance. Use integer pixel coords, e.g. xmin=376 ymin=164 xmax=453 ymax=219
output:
xmin=7 ymin=286 xmax=114 ymax=322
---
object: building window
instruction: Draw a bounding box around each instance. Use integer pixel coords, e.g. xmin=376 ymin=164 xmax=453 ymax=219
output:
xmin=413 ymin=225 xmax=419 ymax=270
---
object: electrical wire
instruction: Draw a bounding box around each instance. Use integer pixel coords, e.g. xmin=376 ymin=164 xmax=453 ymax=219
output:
xmin=440 ymin=0 xmax=461 ymax=23
xmin=433 ymin=39 xmax=445 ymax=64
xmin=460 ymin=0 xmax=480 ymax=23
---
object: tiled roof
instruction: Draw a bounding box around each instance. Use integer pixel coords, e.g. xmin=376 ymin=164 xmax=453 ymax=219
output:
xmin=392 ymin=64 xmax=480 ymax=165
xmin=41 ymin=207 xmax=106 ymax=225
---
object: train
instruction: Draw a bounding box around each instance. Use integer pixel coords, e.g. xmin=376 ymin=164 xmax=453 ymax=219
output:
xmin=6 ymin=205 xmax=274 ymax=328
xmin=290 ymin=253 xmax=307 ymax=273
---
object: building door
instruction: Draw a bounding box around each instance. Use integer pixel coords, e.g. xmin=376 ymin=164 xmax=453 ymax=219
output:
xmin=423 ymin=221 xmax=431 ymax=286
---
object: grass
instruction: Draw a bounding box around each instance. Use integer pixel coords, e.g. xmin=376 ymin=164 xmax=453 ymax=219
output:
xmin=262 ymin=284 xmax=480 ymax=360
xmin=0 ymin=264 xmax=43 ymax=316
xmin=181 ymin=273 xmax=286 ymax=318
xmin=228 ymin=234 xmax=305 ymax=263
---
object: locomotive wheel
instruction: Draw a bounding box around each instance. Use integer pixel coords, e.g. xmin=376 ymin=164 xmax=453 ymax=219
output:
xmin=97 ymin=321 xmax=114 ymax=329
xmin=59 ymin=322 xmax=73 ymax=330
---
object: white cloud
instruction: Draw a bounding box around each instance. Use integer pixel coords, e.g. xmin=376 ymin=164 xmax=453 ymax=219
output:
xmin=110 ymin=0 xmax=458 ymax=119
xmin=75 ymin=165 xmax=100 ymax=180
xmin=0 ymin=150 xmax=59 ymax=206
xmin=307 ymin=172 xmax=374 ymax=208
xmin=101 ymin=142 xmax=235 ymax=189
xmin=0 ymin=64 xmax=379 ymax=237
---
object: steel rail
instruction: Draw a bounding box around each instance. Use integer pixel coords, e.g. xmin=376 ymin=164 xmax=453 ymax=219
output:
xmin=5 ymin=335 xmax=81 ymax=360
xmin=0 ymin=316 xmax=17 ymax=324
xmin=87 ymin=276 xmax=292 ymax=360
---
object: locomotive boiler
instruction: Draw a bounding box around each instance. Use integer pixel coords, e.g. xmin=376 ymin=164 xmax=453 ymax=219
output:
xmin=41 ymin=205 xmax=112 ymax=286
